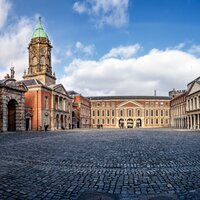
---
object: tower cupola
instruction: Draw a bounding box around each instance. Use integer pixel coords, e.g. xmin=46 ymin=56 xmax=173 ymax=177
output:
xmin=23 ymin=17 xmax=56 ymax=86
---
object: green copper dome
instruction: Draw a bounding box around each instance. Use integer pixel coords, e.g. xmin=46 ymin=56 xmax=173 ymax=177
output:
xmin=32 ymin=17 xmax=48 ymax=39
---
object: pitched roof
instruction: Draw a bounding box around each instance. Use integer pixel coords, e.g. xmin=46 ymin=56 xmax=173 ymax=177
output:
xmin=88 ymin=96 xmax=172 ymax=101
xmin=20 ymin=79 xmax=43 ymax=86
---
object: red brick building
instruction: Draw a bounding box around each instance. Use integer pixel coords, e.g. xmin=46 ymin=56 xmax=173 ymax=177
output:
xmin=20 ymin=17 xmax=72 ymax=131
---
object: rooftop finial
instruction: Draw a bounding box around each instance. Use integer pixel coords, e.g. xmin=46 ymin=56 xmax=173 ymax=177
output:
xmin=39 ymin=16 xmax=42 ymax=24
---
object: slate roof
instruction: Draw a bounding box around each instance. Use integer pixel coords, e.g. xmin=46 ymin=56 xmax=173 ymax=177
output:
xmin=88 ymin=96 xmax=172 ymax=101
xmin=20 ymin=79 xmax=43 ymax=86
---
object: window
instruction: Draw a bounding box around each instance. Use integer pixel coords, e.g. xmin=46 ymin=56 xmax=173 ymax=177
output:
xmin=102 ymin=110 xmax=105 ymax=116
xmin=161 ymin=110 xmax=164 ymax=117
xmin=112 ymin=118 xmax=115 ymax=124
xmin=33 ymin=57 xmax=37 ymax=65
xmin=93 ymin=110 xmax=95 ymax=117
xmin=128 ymin=110 xmax=132 ymax=117
xmin=112 ymin=110 xmax=115 ymax=117
xmin=97 ymin=119 xmax=100 ymax=124
xmin=40 ymin=56 xmax=45 ymax=65
xmin=107 ymin=110 xmax=110 ymax=116
xmin=151 ymin=119 xmax=153 ymax=124
xmin=137 ymin=110 xmax=140 ymax=117
xmin=156 ymin=110 xmax=158 ymax=116
xmin=151 ymin=102 xmax=154 ymax=107
xmin=146 ymin=110 xmax=148 ymax=116
xmin=145 ymin=102 xmax=149 ymax=107
xmin=155 ymin=102 xmax=159 ymax=107
xmin=97 ymin=103 xmax=100 ymax=107
xmin=166 ymin=110 xmax=168 ymax=116
xmin=146 ymin=119 xmax=148 ymax=124
xmin=160 ymin=102 xmax=164 ymax=107
xmin=93 ymin=119 xmax=95 ymax=124
xmin=102 ymin=119 xmax=105 ymax=124
xmin=97 ymin=110 xmax=100 ymax=116
xmin=166 ymin=119 xmax=168 ymax=124
xmin=107 ymin=118 xmax=109 ymax=124
xmin=151 ymin=110 xmax=154 ymax=116
xmin=156 ymin=119 xmax=159 ymax=124
xmin=120 ymin=110 xmax=123 ymax=117
xmin=161 ymin=119 xmax=164 ymax=124
xmin=45 ymin=96 xmax=48 ymax=109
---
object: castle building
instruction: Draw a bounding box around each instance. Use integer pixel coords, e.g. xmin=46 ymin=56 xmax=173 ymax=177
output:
xmin=89 ymin=96 xmax=171 ymax=128
xmin=20 ymin=17 xmax=72 ymax=131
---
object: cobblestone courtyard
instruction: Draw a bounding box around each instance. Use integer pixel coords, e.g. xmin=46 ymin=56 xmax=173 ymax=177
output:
xmin=0 ymin=129 xmax=200 ymax=200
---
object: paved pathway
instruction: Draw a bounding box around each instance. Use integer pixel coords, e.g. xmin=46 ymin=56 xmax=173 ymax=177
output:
xmin=0 ymin=129 xmax=200 ymax=200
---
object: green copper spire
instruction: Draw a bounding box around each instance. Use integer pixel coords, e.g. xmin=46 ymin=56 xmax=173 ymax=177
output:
xmin=32 ymin=17 xmax=48 ymax=39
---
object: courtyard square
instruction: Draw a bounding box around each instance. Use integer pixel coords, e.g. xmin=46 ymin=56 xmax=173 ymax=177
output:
xmin=0 ymin=129 xmax=200 ymax=200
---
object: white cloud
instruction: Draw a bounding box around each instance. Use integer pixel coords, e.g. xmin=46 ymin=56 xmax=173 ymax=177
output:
xmin=73 ymin=1 xmax=87 ymax=14
xmin=0 ymin=0 xmax=11 ymax=30
xmin=60 ymin=46 xmax=200 ymax=96
xmin=75 ymin=41 xmax=95 ymax=56
xmin=73 ymin=0 xmax=129 ymax=28
xmin=103 ymin=44 xmax=141 ymax=59
xmin=0 ymin=16 xmax=35 ymax=80
xmin=188 ymin=44 xmax=200 ymax=54
xmin=65 ymin=41 xmax=95 ymax=58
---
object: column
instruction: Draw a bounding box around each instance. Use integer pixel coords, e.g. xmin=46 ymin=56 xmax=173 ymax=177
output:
xmin=197 ymin=114 xmax=200 ymax=129
xmin=190 ymin=115 xmax=193 ymax=129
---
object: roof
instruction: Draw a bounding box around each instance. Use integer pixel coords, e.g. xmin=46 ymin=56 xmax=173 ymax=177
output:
xmin=20 ymin=79 xmax=43 ymax=86
xmin=68 ymin=90 xmax=80 ymax=96
xmin=88 ymin=96 xmax=172 ymax=101
xmin=32 ymin=17 xmax=48 ymax=39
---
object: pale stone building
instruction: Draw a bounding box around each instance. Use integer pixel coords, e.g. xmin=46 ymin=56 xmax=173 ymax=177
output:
xmin=89 ymin=96 xmax=171 ymax=128
xmin=186 ymin=77 xmax=200 ymax=129
xmin=170 ymin=90 xmax=187 ymax=129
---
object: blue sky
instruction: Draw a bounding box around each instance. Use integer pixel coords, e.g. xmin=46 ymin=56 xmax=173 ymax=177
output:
xmin=1 ymin=0 xmax=200 ymax=96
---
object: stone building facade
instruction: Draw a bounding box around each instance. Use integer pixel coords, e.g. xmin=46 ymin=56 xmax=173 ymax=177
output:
xmin=20 ymin=17 xmax=72 ymax=131
xmin=90 ymin=96 xmax=171 ymax=128
xmin=0 ymin=70 xmax=27 ymax=131
xmin=69 ymin=91 xmax=91 ymax=128
xmin=186 ymin=77 xmax=200 ymax=129
xmin=170 ymin=91 xmax=187 ymax=129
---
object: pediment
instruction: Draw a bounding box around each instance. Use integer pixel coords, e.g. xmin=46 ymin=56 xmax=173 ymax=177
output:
xmin=188 ymin=81 xmax=200 ymax=95
xmin=117 ymin=101 xmax=142 ymax=108
xmin=53 ymin=84 xmax=68 ymax=96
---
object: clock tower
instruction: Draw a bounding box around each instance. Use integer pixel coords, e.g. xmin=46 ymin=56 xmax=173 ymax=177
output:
xmin=23 ymin=17 xmax=56 ymax=86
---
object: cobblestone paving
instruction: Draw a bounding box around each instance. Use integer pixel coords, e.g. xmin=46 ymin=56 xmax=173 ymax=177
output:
xmin=0 ymin=129 xmax=200 ymax=200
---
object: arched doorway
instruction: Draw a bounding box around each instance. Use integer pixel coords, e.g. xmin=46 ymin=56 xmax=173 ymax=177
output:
xmin=119 ymin=118 xmax=124 ymax=128
xmin=127 ymin=119 xmax=133 ymax=128
xmin=136 ymin=118 xmax=142 ymax=128
xmin=7 ymin=100 xmax=17 ymax=131
xmin=56 ymin=114 xmax=59 ymax=129
xmin=61 ymin=115 xmax=64 ymax=129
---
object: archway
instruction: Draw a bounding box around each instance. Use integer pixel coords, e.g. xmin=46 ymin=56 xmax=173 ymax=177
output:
xmin=7 ymin=99 xmax=17 ymax=131
xmin=136 ymin=118 xmax=142 ymax=128
xmin=56 ymin=114 xmax=59 ymax=129
xmin=127 ymin=118 xmax=133 ymax=128
xmin=61 ymin=115 xmax=64 ymax=129
xmin=119 ymin=118 xmax=124 ymax=128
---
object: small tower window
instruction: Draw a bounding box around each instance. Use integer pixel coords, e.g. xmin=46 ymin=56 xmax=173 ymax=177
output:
xmin=33 ymin=57 xmax=37 ymax=65
xmin=40 ymin=56 xmax=45 ymax=65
